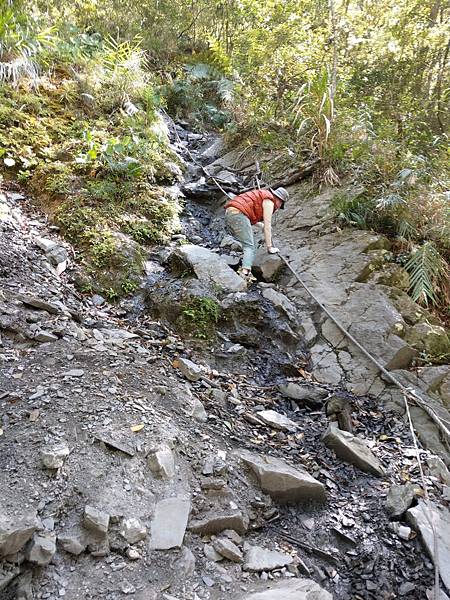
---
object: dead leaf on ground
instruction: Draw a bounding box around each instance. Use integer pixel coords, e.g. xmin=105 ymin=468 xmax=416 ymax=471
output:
xmin=130 ymin=423 xmax=145 ymax=432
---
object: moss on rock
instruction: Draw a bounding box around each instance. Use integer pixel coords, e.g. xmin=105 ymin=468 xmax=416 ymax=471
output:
xmin=0 ymin=71 xmax=184 ymax=297
xmin=405 ymin=322 xmax=450 ymax=362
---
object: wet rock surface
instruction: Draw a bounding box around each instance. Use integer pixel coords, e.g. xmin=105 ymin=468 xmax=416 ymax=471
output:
xmin=0 ymin=128 xmax=449 ymax=599
xmin=171 ymin=244 xmax=246 ymax=293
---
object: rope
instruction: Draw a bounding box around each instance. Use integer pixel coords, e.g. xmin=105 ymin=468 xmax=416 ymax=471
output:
xmin=164 ymin=114 xmax=445 ymax=596
xmin=166 ymin=113 xmax=450 ymax=441
xmin=278 ymin=254 xmax=443 ymax=600
xmin=278 ymin=255 xmax=450 ymax=446
xmin=403 ymin=394 xmax=441 ymax=600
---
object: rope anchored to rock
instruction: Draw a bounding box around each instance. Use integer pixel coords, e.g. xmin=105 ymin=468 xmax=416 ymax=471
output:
xmin=278 ymin=254 xmax=444 ymax=600
xmin=167 ymin=117 xmax=446 ymax=597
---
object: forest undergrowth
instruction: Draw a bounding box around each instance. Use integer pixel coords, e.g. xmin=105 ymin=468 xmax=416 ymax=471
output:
xmin=0 ymin=0 xmax=448 ymax=310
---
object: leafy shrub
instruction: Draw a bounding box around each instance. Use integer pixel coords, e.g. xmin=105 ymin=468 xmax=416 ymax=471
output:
xmin=0 ymin=7 xmax=55 ymax=85
xmin=181 ymin=297 xmax=220 ymax=339
xmin=163 ymin=62 xmax=233 ymax=128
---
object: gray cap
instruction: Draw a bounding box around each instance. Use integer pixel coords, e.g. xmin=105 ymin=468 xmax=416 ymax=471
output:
xmin=271 ymin=187 xmax=289 ymax=204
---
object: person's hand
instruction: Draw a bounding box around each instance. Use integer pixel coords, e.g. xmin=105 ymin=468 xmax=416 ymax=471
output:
xmin=268 ymin=246 xmax=280 ymax=254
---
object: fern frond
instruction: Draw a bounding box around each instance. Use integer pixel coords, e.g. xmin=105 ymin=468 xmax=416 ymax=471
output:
xmin=376 ymin=193 xmax=406 ymax=210
xmin=397 ymin=218 xmax=416 ymax=240
xmin=102 ymin=35 xmax=148 ymax=72
xmin=184 ymin=62 xmax=212 ymax=80
xmin=404 ymin=242 xmax=446 ymax=306
xmin=216 ymin=77 xmax=234 ymax=103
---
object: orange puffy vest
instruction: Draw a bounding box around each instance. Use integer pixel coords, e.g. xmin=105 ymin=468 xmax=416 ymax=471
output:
xmin=225 ymin=189 xmax=282 ymax=225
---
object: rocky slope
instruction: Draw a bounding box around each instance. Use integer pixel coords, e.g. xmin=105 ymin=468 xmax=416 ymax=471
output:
xmin=1 ymin=128 xmax=450 ymax=600
xmin=201 ymin=145 xmax=450 ymax=461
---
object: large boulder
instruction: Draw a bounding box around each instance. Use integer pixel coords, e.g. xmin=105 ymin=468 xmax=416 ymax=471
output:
xmin=171 ymin=245 xmax=246 ymax=293
xmin=331 ymin=284 xmax=415 ymax=371
xmin=405 ymin=322 xmax=450 ymax=359
xmin=382 ymin=286 xmax=441 ymax=326
xmin=253 ymin=249 xmax=284 ymax=281
xmin=367 ymin=264 xmax=410 ymax=290
xmin=261 ymin=287 xmax=296 ymax=317
xmin=236 ymin=450 xmax=326 ymax=503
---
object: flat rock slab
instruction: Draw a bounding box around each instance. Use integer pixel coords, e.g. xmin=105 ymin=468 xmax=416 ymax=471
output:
xmin=256 ymin=410 xmax=297 ymax=432
xmin=236 ymin=578 xmax=332 ymax=600
xmin=173 ymin=357 xmax=203 ymax=382
xmin=407 ymin=501 xmax=450 ymax=592
xmin=322 ymin=423 xmax=385 ymax=477
xmin=0 ymin=513 xmax=40 ymax=556
xmin=213 ymin=538 xmax=243 ymax=562
xmin=149 ymin=497 xmax=191 ymax=550
xmin=237 ymin=450 xmax=326 ymax=504
xmin=278 ymin=382 xmax=328 ymax=407
xmin=189 ymin=510 xmax=249 ymax=535
xmin=94 ymin=431 xmax=136 ymax=457
xmin=17 ymin=294 xmax=60 ymax=314
xmin=172 ymin=245 xmax=246 ymax=293
xmin=243 ymin=545 xmax=293 ymax=571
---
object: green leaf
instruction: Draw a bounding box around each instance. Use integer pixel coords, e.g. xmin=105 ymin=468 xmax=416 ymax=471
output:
xmin=404 ymin=242 xmax=446 ymax=306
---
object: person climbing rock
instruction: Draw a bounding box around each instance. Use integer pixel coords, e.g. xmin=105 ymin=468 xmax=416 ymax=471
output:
xmin=225 ymin=187 xmax=289 ymax=281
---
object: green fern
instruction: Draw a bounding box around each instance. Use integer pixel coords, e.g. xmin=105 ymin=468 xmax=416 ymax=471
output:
xmin=404 ymin=242 xmax=447 ymax=306
xmin=397 ymin=218 xmax=416 ymax=241
xmin=0 ymin=8 xmax=55 ymax=84
xmin=101 ymin=35 xmax=148 ymax=72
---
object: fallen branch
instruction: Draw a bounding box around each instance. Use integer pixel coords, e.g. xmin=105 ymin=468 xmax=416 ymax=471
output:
xmin=270 ymin=527 xmax=338 ymax=564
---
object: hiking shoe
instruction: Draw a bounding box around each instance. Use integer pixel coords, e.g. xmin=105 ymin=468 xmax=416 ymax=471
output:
xmin=238 ymin=268 xmax=257 ymax=283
